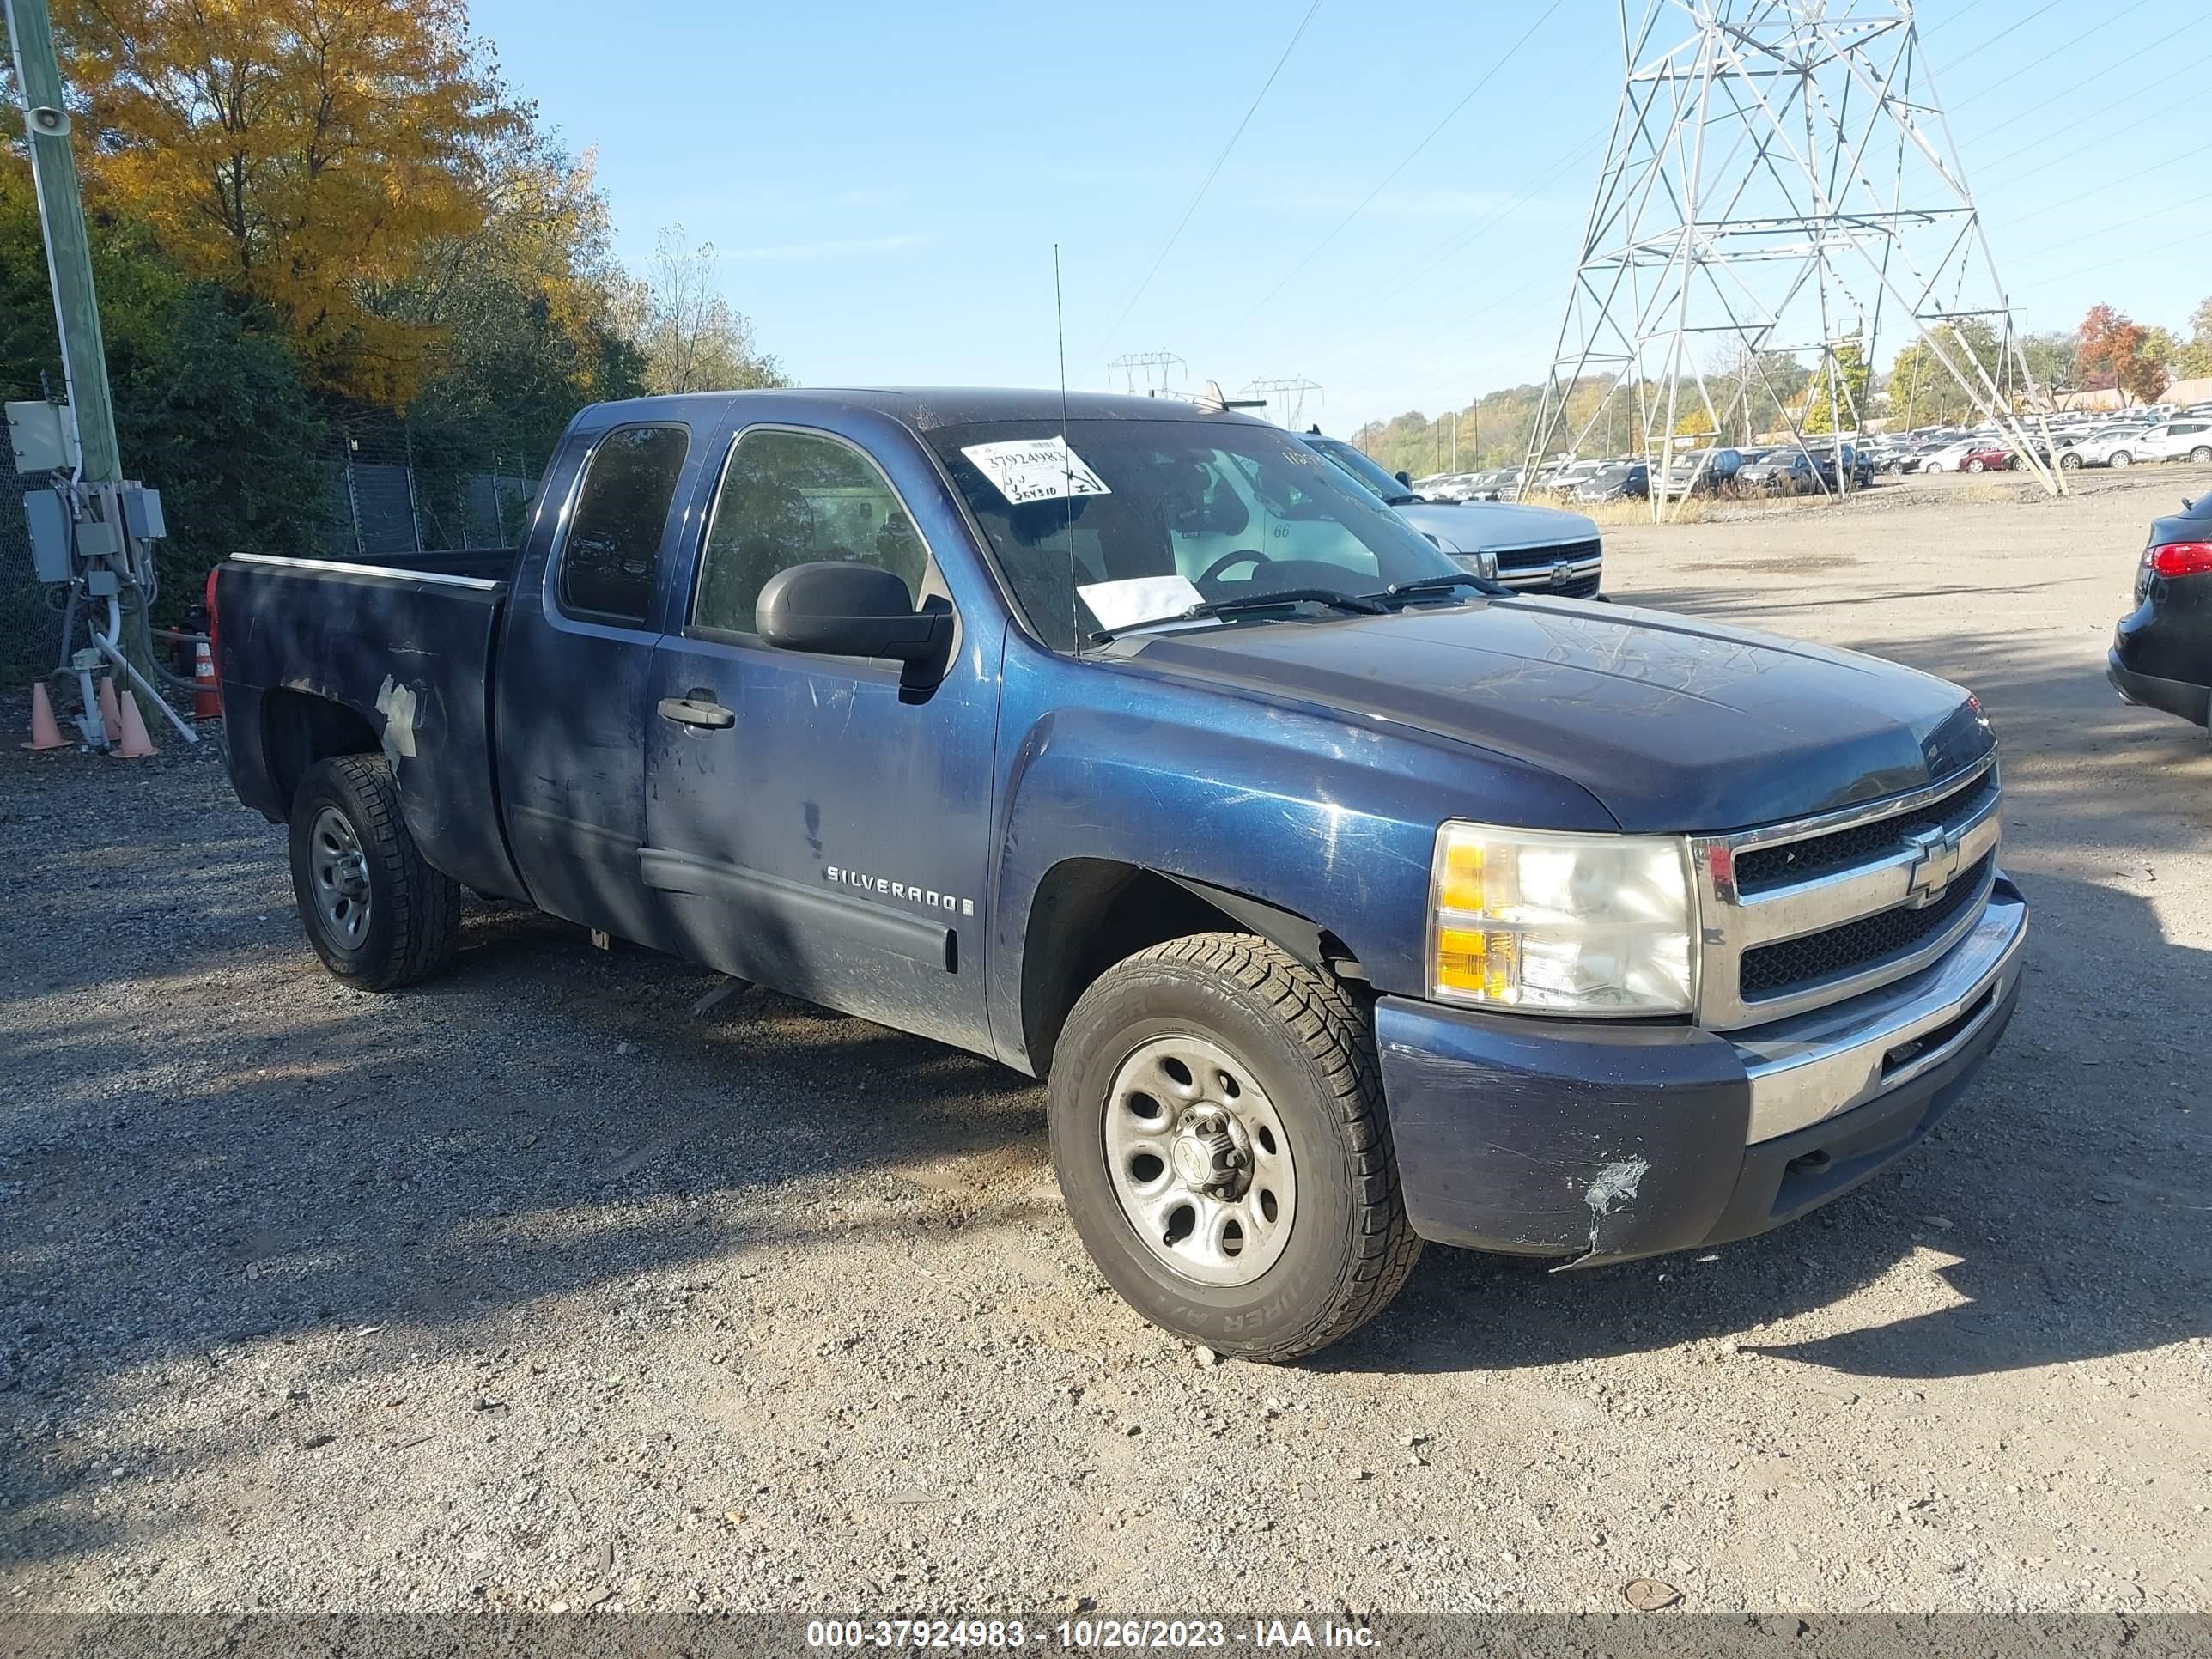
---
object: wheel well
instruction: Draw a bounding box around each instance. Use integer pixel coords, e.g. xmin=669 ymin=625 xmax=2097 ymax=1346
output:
xmin=1019 ymin=859 xmax=1356 ymax=1076
xmin=260 ymin=689 xmax=380 ymax=809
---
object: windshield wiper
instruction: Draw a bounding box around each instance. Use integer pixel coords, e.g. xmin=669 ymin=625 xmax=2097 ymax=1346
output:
xmin=1090 ymin=587 xmax=1386 ymax=645
xmin=1359 ymin=572 xmax=1514 ymax=605
xmin=1184 ymin=587 xmax=1388 ymax=622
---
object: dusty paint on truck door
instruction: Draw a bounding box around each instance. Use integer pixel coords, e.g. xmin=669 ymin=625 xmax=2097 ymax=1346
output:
xmin=640 ymin=410 xmax=1003 ymax=1054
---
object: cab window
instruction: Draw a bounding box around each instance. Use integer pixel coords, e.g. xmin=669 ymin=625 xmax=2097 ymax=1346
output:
xmin=557 ymin=424 xmax=690 ymax=623
xmin=690 ymin=428 xmax=930 ymax=638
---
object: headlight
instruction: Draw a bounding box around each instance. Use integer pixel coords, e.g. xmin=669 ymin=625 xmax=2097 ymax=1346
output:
xmin=1428 ymin=822 xmax=1697 ymax=1015
xmin=1451 ymin=549 xmax=1499 ymax=580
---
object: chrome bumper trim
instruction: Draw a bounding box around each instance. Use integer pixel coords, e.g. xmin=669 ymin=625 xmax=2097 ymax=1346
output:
xmin=1735 ymin=880 xmax=2027 ymax=1145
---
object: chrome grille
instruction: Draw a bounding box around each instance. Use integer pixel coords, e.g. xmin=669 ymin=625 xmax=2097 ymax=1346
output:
xmin=1690 ymin=754 xmax=2002 ymax=1030
xmin=1492 ymin=537 xmax=1601 ymax=574
xmin=1733 ymin=769 xmax=1998 ymax=894
xmin=1739 ymin=853 xmax=1992 ymax=998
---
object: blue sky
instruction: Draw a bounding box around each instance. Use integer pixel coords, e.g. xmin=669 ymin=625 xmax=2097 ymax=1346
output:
xmin=473 ymin=0 xmax=2210 ymax=434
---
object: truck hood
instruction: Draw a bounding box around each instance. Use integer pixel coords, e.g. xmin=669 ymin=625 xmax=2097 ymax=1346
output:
xmin=1119 ymin=598 xmax=1992 ymax=833
xmin=1395 ymin=500 xmax=1598 ymax=554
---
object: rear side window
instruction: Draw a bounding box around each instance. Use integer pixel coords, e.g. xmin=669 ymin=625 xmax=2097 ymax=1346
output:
xmin=558 ymin=424 xmax=690 ymax=623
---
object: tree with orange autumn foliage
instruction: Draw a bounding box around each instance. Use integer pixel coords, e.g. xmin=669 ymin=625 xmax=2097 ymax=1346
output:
xmin=53 ymin=0 xmax=522 ymax=409
xmin=2077 ymin=303 xmax=2169 ymax=407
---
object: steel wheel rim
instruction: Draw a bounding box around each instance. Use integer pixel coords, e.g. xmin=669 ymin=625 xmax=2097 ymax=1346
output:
xmin=1102 ymin=1033 xmax=1297 ymax=1288
xmin=310 ymin=806 xmax=371 ymax=948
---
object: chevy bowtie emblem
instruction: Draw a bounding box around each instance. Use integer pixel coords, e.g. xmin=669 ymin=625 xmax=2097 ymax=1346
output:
xmin=1905 ymin=825 xmax=1964 ymax=905
xmin=1548 ymin=562 xmax=1574 ymax=586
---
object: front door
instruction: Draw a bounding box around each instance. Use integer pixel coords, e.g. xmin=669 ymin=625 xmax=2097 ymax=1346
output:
xmin=641 ymin=419 xmax=1000 ymax=1053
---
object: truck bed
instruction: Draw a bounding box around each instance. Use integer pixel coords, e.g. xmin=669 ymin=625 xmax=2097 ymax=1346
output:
xmin=213 ymin=550 xmax=525 ymax=900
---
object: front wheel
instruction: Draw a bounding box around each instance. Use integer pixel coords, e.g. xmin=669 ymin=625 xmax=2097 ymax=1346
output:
xmin=289 ymin=754 xmax=460 ymax=989
xmin=1048 ymin=933 xmax=1421 ymax=1362
xmin=1965 ymin=459 xmax=1986 ymax=473
xmin=2060 ymin=451 xmax=2083 ymax=469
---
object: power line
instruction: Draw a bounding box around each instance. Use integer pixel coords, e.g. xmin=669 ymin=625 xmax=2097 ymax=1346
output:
xmin=2017 ymin=222 xmax=2212 ymax=293
xmin=1960 ymin=11 xmax=2210 ymax=144
xmin=1203 ymin=0 xmax=1570 ymax=354
xmin=1975 ymin=43 xmax=2212 ymax=181
xmin=1086 ymin=0 xmax=1325 ymax=365
xmin=1950 ymin=0 xmax=2153 ymax=109
xmin=1930 ymin=0 xmax=2059 ymax=69
xmin=2002 ymin=137 xmax=2212 ymax=228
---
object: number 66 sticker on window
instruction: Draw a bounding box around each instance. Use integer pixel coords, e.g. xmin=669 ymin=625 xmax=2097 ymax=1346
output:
xmin=959 ymin=436 xmax=1111 ymax=505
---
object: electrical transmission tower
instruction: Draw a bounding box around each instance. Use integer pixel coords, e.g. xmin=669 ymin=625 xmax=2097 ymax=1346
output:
xmin=1524 ymin=0 xmax=2063 ymax=514
xmin=1107 ymin=351 xmax=1188 ymax=398
xmin=1242 ymin=377 xmax=1324 ymax=428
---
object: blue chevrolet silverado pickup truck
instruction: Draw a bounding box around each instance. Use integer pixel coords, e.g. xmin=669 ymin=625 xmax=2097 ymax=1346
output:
xmin=212 ymin=388 xmax=2027 ymax=1361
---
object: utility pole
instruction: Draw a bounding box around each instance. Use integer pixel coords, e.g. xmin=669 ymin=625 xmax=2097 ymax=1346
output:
xmin=5 ymin=0 xmax=117 ymax=478
xmin=5 ymin=0 xmax=194 ymax=741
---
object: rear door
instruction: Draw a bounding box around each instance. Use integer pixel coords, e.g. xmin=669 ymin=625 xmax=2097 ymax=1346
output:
xmin=640 ymin=415 xmax=1000 ymax=1053
xmin=495 ymin=420 xmax=703 ymax=945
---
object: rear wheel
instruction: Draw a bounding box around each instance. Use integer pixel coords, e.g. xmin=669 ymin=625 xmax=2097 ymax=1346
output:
xmin=2191 ymin=446 xmax=2212 ymax=465
xmin=1048 ymin=933 xmax=1420 ymax=1362
xmin=289 ymin=754 xmax=460 ymax=989
xmin=2111 ymin=450 xmax=2134 ymax=469
xmin=2060 ymin=451 xmax=2083 ymax=469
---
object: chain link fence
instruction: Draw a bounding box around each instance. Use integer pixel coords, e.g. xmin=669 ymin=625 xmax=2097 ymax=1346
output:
xmin=1 ymin=410 xmax=545 ymax=682
xmin=320 ymin=423 xmax=544 ymax=561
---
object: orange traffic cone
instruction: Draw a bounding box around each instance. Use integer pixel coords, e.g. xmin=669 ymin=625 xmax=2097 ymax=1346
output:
xmin=192 ymin=640 xmax=222 ymax=719
xmin=95 ymin=674 xmax=122 ymax=738
xmin=20 ymin=681 xmax=69 ymax=750
xmin=112 ymin=688 xmax=158 ymax=758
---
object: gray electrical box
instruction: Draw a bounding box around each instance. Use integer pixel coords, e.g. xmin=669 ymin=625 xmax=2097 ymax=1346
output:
xmin=120 ymin=484 xmax=165 ymax=539
xmin=24 ymin=488 xmax=70 ymax=582
xmin=4 ymin=400 xmax=72 ymax=473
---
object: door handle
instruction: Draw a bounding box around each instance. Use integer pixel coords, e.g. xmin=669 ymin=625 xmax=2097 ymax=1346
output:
xmin=657 ymin=696 xmax=734 ymax=730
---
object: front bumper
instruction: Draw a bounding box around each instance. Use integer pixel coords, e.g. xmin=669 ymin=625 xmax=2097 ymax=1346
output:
xmin=1375 ymin=875 xmax=2027 ymax=1263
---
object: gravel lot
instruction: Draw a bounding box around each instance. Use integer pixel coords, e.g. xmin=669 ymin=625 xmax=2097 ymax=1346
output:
xmin=3 ymin=466 xmax=2209 ymax=1618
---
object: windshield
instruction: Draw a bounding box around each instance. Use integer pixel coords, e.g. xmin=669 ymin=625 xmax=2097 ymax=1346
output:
xmin=1299 ymin=434 xmax=1412 ymax=503
xmin=929 ymin=418 xmax=1463 ymax=652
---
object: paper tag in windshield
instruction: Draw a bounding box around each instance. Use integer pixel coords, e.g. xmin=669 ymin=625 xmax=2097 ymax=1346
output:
xmin=961 ymin=437 xmax=1111 ymax=505
xmin=1078 ymin=574 xmax=1204 ymax=633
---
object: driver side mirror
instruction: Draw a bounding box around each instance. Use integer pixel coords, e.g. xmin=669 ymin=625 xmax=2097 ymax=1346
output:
xmin=756 ymin=562 xmax=954 ymax=685
xmin=1395 ymin=471 xmax=1413 ymax=489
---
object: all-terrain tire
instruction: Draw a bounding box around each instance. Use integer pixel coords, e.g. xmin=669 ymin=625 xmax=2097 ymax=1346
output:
xmin=1048 ymin=933 xmax=1422 ymax=1362
xmin=289 ymin=754 xmax=461 ymax=990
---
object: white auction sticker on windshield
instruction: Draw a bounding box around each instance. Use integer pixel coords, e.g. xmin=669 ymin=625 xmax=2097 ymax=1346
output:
xmin=961 ymin=437 xmax=1111 ymax=505
xmin=1078 ymin=574 xmax=1204 ymax=633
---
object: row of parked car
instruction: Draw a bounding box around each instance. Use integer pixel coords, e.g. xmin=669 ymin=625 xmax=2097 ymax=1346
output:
xmin=1407 ymin=406 xmax=2212 ymax=508
xmin=1869 ymin=405 xmax=2212 ymax=474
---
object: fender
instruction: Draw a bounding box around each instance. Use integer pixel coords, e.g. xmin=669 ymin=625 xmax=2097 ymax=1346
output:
xmin=984 ymin=641 xmax=1615 ymax=1071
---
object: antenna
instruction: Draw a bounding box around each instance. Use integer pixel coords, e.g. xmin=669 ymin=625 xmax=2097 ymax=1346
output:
xmin=1056 ymin=245 xmax=1077 ymax=659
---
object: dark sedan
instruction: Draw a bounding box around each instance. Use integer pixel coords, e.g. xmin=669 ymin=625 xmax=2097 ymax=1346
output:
xmin=1574 ymin=461 xmax=1649 ymax=501
xmin=2109 ymin=489 xmax=2212 ymax=734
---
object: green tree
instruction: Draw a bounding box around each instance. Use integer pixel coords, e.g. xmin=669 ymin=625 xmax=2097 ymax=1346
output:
xmin=1887 ymin=321 xmax=2002 ymax=427
xmin=1802 ymin=339 xmax=1870 ymax=433
xmin=2181 ymin=295 xmax=2212 ymax=379
xmin=1 ymin=167 xmax=326 ymax=629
